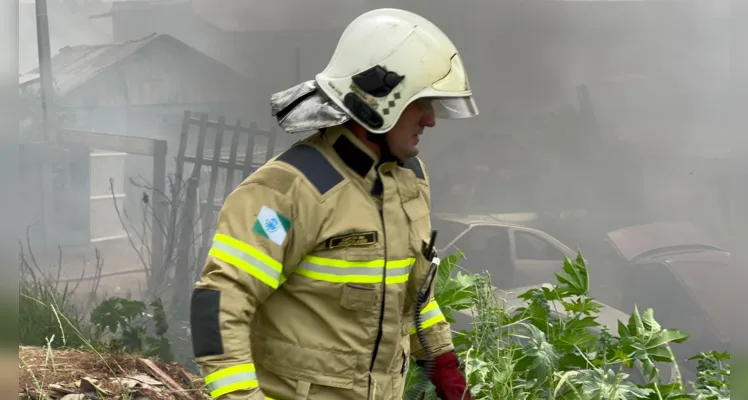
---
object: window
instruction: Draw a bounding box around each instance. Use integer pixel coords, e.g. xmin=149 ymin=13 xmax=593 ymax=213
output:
xmin=515 ymin=231 xmax=565 ymax=261
xmin=454 ymin=226 xmax=510 ymax=253
xmin=451 ymin=226 xmax=512 ymax=273
xmin=431 ymin=219 xmax=470 ymax=250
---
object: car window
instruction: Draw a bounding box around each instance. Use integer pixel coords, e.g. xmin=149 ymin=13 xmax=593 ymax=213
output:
xmin=514 ymin=231 xmax=565 ymax=261
xmin=431 ymin=218 xmax=470 ymax=250
xmin=454 ymin=226 xmax=509 ymax=251
xmin=450 ymin=226 xmax=512 ymax=273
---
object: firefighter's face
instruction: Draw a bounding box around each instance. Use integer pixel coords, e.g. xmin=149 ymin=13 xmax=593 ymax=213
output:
xmin=386 ymin=99 xmax=436 ymax=160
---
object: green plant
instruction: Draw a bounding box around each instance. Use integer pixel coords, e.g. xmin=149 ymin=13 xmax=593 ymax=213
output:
xmin=404 ymin=251 xmax=481 ymax=399
xmin=90 ymin=297 xmax=174 ymax=361
xmin=18 ymin=237 xmax=94 ymax=349
xmin=688 ymin=351 xmax=730 ymax=399
xmin=404 ymin=252 xmax=731 ymax=400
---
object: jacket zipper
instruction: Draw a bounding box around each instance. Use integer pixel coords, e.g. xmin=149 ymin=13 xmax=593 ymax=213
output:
xmin=368 ymin=170 xmax=388 ymax=379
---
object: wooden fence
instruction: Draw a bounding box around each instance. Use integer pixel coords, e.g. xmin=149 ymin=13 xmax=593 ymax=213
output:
xmin=172 ymin=111 xmax=280 ymax=317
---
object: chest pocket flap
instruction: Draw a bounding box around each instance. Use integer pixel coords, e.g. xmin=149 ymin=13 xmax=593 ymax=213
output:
xmin=398 ymin=175 xmax=429 ymax=223
xmin=401 ymin=192 xmax=431 ymax=252
xmin=402 ymin=195 xmax=428 ymax=223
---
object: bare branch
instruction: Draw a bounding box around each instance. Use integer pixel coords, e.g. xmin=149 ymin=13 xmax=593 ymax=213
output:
xmin=109 ymin=177 xmax=151 ymax=283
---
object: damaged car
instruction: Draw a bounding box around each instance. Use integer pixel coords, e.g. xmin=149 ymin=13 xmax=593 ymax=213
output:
xmin=603 ymin=221 xmax=732 ymax=378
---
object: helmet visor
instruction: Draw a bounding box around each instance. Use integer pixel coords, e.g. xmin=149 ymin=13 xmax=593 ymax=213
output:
xmin=431 ymin=96 xmax=479 ymax=119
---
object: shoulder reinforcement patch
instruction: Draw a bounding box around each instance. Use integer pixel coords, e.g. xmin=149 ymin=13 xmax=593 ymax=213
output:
xmin=276 ymin=144 xmax=344 ymax=194
xmin=190 ymin=288 xmax=224 ymax=358
xmin=403 ymin=157 xmax=425 ymax=180
xmin=249 ymin=166 xmax=297 ymax=195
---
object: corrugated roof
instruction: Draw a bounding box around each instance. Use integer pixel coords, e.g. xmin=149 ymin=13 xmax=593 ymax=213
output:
xmin=19 ymin=32 xmax=257 ymax=107
xmin=20 ymin=33 xmax=160 ymax=98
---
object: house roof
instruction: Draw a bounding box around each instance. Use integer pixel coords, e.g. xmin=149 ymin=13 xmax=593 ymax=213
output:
xmin=20 ymin=33 xmax=160 ymax=98
xmin=19 ymin=33 xmax=253 ymax=103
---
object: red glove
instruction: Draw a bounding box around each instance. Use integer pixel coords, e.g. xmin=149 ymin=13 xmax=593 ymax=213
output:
xmin=430 ymin=351 xmax=472 ymax=400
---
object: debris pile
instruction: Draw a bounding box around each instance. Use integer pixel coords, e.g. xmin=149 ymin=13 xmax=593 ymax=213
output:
xmin=19 ymin=346 xmax=208 ymax=400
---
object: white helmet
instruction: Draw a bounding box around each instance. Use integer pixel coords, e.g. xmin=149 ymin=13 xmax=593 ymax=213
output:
xmin=314 ymin=8 xmax=479 ymax=134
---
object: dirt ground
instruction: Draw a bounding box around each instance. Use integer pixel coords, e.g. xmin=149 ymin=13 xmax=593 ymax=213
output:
xmin=19 ymin=346 xmax=208 ymax=399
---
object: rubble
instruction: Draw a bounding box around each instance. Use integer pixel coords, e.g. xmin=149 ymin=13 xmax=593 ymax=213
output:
xmin=19 ymin=346 xmax=208 ymax=400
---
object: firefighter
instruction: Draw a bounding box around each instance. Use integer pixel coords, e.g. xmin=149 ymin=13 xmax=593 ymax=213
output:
xmin=190 ymin=8 xmax=479 ymax=400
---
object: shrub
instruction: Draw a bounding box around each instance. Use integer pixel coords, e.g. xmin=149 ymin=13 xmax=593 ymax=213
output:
xmin=19 ymin=252 xmax=91 ymax=349
xmin=89 ymin=297 xmax=174 ymax=361
xmin=405 ymin=252 xmax=731 ymax=400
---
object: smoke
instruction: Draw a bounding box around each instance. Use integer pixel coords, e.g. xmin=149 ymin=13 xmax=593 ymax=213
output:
xmin=10 ymin=0 xmax=743 ymax=382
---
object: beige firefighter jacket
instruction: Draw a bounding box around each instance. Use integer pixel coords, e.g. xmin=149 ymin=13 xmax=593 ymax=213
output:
xmin=190 ymin=125 xmax=454 ymax=400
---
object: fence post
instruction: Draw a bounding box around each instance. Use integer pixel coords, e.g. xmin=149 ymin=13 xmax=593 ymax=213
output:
xmin=150 ymin=139 xmax=167 ymax=293
xmin=173 ymin=113 xmax=209 ymax=320
xmin=200 ymin=116 xmax=225 ymax=265
xmin=265 ymin=125 xmax=277 ymax=163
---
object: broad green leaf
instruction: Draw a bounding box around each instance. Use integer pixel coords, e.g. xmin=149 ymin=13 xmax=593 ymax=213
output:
xmin=564 ymin=316 xmax=600 ymax=333
xmin=442 ymin=307 xmax=456 ymax=323
xmin=650 ymin=383 xmax=693 ymax=400
xmin=647 ymin=346 xmax=675 ymax=362
xmin=641 ymin=308 xmax=661 ymax=334
xmin=517 ymin=287 xmax=544 ymax=302
xmin=562 ymin=368 xmax=653 ymax=400
xmin=645 ymin=329 xmax=690 ymax=350
xmin=556 ymin=328 xmax=597 ymax=350
xmin=516 ymin=323 xmax=559 ymax=383
xmin=452 ymin=333 xmax=474 ymax=350
xmin=563 ymin=297 xmax=603 ymax=316
xmin=558 ymin=353 xmax=590 ymax=370
xmin=689 ymin=350 xmax=730 ymax=362
xmin=434 ymin=251 xmax=463 ymax=293
xmin=435 ymin=273 xmax=478 ymax=311
xmin=618 ymin=320 xmax=632 ymax=338
xmin=628 ymin=305 xmax=645 ymax=338
xmin=555 ymin=254 xmax=590 ymax=296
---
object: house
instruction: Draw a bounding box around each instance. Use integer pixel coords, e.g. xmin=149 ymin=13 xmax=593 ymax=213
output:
xmin=19 ymin=33 xmax=265 ymax=248
xmin=19 ymin=32 xmax=265 ymax=161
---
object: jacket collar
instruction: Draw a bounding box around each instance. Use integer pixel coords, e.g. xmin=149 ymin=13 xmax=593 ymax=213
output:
xmin=325 ymin=125 xmax=421 ymax=197
xmin=331 ymin=127 xmax=377 ymax=178
xmin=326 ymin=125 xmax=402 ymax=178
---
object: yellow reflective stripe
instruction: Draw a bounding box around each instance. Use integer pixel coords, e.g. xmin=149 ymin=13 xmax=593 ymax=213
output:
xmin=296 ymin=256 xmax=414 ymax=284
xmin=410 ymin=300 xmax=446 ymax=335
xmin=204 ymin=364 xmax=258 ymax=398
xmin=210 ymin=233 xmax=285 ymax=289
xmin=385 ymin=258 xmax=413 ymax=284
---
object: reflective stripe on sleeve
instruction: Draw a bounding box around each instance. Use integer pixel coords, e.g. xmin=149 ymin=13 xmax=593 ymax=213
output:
xmin=209 ymin=233 xmax=284 ymax=289
xmin=296 ymin=256 xmax=414 ymax=284
xmin=204 ymin=364 xmax=259 ymax=399
xmin=410 ymin=300 xmax=446 ymax=335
